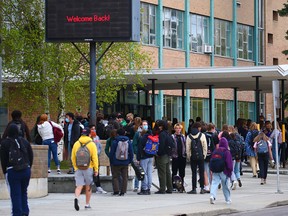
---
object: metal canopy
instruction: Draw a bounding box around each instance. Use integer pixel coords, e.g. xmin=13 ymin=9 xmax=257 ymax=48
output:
xmin=129 ymin=65 xmax=288 ymax=92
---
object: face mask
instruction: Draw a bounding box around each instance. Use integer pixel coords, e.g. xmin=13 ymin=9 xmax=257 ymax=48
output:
xmin=90 ymin=130 xmax=96 ymax=137
xmin=65 ymin=118 xmax=69 ymax=123
xmin=143 ymin=125 xmax=148 ymax=130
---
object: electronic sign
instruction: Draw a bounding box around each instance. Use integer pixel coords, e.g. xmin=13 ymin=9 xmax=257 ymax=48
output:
xmin=45 ymin=0 xmax=140 ymax=42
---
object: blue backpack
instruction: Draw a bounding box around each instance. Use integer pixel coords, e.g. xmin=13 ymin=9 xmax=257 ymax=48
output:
xmin=209 ymin=149 xmax=226 ymax=173
xmin=256 ymin=140 xmax=268 ymax=154
xmin=144 ymin=135 xmax=159 ymax=155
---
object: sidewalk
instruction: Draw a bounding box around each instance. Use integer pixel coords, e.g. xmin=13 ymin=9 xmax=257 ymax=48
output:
xmin=1 ymin=165 xmax=288 ymax=216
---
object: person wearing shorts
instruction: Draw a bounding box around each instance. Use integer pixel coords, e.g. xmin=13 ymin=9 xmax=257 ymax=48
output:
xmin=71 ymin=127 xmax=99 ymax=211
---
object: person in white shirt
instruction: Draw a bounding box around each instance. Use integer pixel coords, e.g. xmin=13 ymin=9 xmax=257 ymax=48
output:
xmin=37 ymin=114 xmax=64 ymax=174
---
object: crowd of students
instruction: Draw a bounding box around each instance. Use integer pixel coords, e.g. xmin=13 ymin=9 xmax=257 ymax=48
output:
xmin=1 ymin=110 xmax=287 ymax=213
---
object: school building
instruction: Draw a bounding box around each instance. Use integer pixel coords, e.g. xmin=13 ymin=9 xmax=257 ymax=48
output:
xmin=104 ymin=0 xmax=288 ymax=129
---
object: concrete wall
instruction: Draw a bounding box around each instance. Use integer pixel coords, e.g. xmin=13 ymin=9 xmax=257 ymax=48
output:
xmin=0 ymin=145 xmax=48 ymax=200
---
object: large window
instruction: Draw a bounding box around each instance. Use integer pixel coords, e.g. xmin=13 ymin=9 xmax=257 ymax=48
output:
xmin=163 ymin=95 xmax=182 ymax=121
xmin=190 ymin=14 xmax=209 ymax=52
xmin=237 ymin=24 xmax=253 ymax=60
xmin=163 ymin=8 xmax=184 ymax=49
xmin=140 ymin=3 xmax=157 ymax=45
xmin=238 ymin=101 xmax=255 ymax=120
xmin=214 ymin=19 xmax=232 ymax=57
xmin=190 ymin=98 xmax=209 ymax=123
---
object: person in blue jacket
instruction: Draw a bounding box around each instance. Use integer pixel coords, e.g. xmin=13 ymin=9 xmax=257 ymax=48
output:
xmin=109 ymin=128 xmax=133 ymax=196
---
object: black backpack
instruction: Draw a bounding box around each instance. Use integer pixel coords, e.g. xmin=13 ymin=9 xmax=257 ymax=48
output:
xmin=9 ymin=138 xmax=30 ymax=171
xmin=204 ymin=132 xmax=215 ymax=162
xmin=189 ymin=133 xmax=204 ymax=160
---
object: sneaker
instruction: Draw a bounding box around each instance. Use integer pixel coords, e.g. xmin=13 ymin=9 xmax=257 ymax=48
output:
xmin=187 ymin=189 xmax=197 ymax=194
xmin=133 ymin=188 xmax=138 ymax=192
xmin=226 ymin=200 xmax=232 ymax=205
xmin=137 ymin=190 xmax=149 ymax=195
xmin=210 ymin=196 xmax=215 ymax=204
xmin=57 ymin=169 xmax=61 ymax=174
xmin=96 ymin=187 xmax=107 ymax=194
xmin=154 ymin=191 xmax=165 ymax=194
xmin=200 ymin=189 xmax=205 ymax=194
xmin=67 ymin=170 xmax=75 ymax=174
xmin=84 ymin=204 xmax=91 ymax=209
xmin=260 ymin=179 xmax=264 ymax=185
xmin=218 ymin=184 xmax=221 ymax=189
xmin=231 ymin=181 xmax=237 ymax=190
xmin=237 ymin=179 xmax=242 ymax=187
xmin=165 ymin=190 xmax=173 ymax=194
xmin=74 ymin=198 xmax=79 ymax=211
xmin=112 ymin=192 xmax=119 ymax=196
xmin=48 ymin=169 xmax=51 ymax=174
xmin=119 ymin=192 xmax=125 ymax=196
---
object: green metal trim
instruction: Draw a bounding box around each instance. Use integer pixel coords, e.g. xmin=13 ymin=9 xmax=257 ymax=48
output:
xmin=185 ymin=0 xmax=190 ymax=68
xmin=232 ymin=0 xmax=237 ymax=66
xmin=158 ymin=0 xmax=163 ymax=68
xmin=254 ymin=0 xmax=259 ymax=66
xmin=210 ymin=0 xmax=215 ymax=66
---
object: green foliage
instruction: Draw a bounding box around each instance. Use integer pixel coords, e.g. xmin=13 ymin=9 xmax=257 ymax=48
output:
xmin=0 ymin=0 xmax=152 ymax=117
xmin=278 ymin=1 xmax=288 ymax=60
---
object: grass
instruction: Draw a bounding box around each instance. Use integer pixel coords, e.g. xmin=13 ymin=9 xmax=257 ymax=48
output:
xmin=50 ymin=160 xmax=71 ymax=170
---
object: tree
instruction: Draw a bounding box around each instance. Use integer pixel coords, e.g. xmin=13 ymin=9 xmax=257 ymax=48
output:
xmin=0 ymin=0 xmax=152 ymax=119
xmin=278 ymin=1 xmax=288 ymax=59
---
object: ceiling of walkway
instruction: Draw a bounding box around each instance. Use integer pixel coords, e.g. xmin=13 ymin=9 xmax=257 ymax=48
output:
xmin=129 ymin=65 xmax=288 ymax=92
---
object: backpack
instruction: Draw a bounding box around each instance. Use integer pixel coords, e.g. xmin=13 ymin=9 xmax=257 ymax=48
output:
xmin=144 ymin=134 xmax=159 ymax=155
xmin=256 ymin=140 xmax=268 ymax=154
xmin=115 ymin=139 xmax=129 ymax=160
xmin=9 ymin=138 xmax=30 ymax=171
xmin=229 ymin=140 xmax=242 ymax=160
xmin=165 ymin=132 xmax=175 ymax=156
xmin=209 ymin=149 xmax=226 ymax=173
xmin=250 ymin=130 xmax=259 ymax=147
xmin=76 ymin=141 xmax=91 ymax=170
xmin=189 ymin=133 xmax=204 ymax=160
xmin=204 ymin=132 xmax=215 ymax=161
xmin=49 ymin=121 xmax=63 ymax=143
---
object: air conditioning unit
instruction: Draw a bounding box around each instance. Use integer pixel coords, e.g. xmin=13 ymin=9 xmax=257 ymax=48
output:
xmin=203 ymin=44 xmax=213 ymax=54
xmin=236 ymin=1 xmax=241 ymax=7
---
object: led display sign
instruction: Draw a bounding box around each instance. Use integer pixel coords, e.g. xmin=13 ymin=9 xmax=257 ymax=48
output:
xmin=45 ymin=0 xmax=140 ymax=42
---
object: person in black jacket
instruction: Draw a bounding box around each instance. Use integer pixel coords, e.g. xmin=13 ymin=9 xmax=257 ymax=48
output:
xmin=154 ymin=120 xmax=174 ymax=194
xmin=64 ymin=112 xmax=82 ymax=174
xmin=0 ymin=124 xmax=33 ymax=216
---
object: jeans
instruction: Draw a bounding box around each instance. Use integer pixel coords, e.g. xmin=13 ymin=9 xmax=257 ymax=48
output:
xmin=140 ymin=157 xmax=153 ymax=190
xmin=134 ymin=177 xmax=139 ymax=189
xmin=7 ymin=167 xmax=31 ymax=216
xmin=234 ymin=161 xmax=241 ymax=180
xmin=204 ymin=161 xmax=211 ymax=185
xmin=155 ymin=154 xmax=173 ymax=192
xmin=190 ymin=159 xmax=204 ymax=189
xmin=257 ymin=153 xmax=269 ymax=179
xmin=210 ymin=172 xmax=231 ymax=202
xmin=43 ymin=138 xmax=60 ymax=168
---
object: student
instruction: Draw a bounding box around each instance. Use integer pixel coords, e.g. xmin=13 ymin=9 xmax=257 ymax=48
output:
xmin=186 ymin=122 xmax=207 ymax=194
xmin=0 ymin=124 xmax=34 ymax=216
xmin=71 ymin=128 xmax=98 ymax=211
xmin=253 ymin=132 xmax=274 ymax=185
xmin=171 ymin=123 xmax=186 ymax=192
xmin=209 ymin=137 xmax=233 ymax=205
xmin=89 ymin=125 xmax=107 ymax=194
xmin=109 ymin=128 xmax=133 ymax=196
xmin=37 ymin=114 xmax=64 ymax=174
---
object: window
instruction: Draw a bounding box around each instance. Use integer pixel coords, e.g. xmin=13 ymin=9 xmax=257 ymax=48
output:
xmin=273 ymin=10 xmax=278 ymax=21
xmin=273 ymin=58 xmax=279 ymax=65
xmin=163 ymin=8 xmax=184 ymax=49
xmin=237 ymin=24 xmax=253 ymax=60
xmin=268 ymin=33 xmax=273 ymax=44
xmin=140 ymin=3 xmax=157 ymax=45
xmin=190 ymin=14 xmax=209 ymax=52
xmin=214 ymin=19 xmax=232 ymax=57
xmin=163 ymin=95 xmax=182 ymax=121
xmin=238 ymin=101 xmax=254 ymax=120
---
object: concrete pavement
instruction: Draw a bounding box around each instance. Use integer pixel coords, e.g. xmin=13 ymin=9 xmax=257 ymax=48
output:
xmin=1 ymin=165 xmax=288 ymax=216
